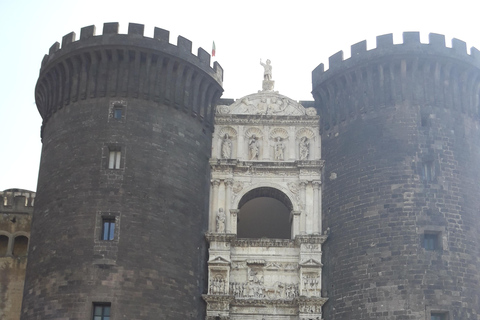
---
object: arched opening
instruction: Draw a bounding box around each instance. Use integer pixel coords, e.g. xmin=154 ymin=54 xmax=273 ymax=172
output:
xmin=12 ymin=235 xmax=28 ymax=256
xmin=0 ymin=235 xmax=8 ymax=256
xmin=237 ymin=187 xmax=292 ymax=239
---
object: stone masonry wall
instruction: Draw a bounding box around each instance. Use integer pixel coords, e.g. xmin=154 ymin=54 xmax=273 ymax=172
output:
xmin=314 ymin=33 xmax=480 ymax=319
xmin=22 ymin=23 xmax=222 ymax=320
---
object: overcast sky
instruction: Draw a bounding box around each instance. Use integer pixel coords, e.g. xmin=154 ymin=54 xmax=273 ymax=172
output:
xmin=1 ymin=0 xmax=479 ymax=191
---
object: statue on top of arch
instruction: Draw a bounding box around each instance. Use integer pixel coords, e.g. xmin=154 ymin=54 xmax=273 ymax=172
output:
xmin=260 ymin=58 xmax=274 ymax=91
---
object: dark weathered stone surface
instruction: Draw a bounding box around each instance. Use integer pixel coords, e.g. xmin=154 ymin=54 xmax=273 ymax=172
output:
xmin=22 ymin=23 xmax=222 ymax=320
xmin=313 ymin=32 xmax=480 ymax=319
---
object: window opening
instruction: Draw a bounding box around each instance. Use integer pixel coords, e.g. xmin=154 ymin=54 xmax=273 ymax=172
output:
xmin=102 ymin=219 xmax=115 ymax=240
xmin=108 ymin=150 xmax=121 ymax=169
xmin=421 ymin=114 xmax=430 ymax=127
xmin=12 ymin=235 xmax=28 ymax=256
xmin=113 ymin=107 xmax=122 ymax=119
xmin=422 ymin=161 xmax=434 ymax=182
xmin=424 ymin=233 xmax=439 ymax=251
xmin=0 ymin=235 xmax=8 ymax=256
xmin=93 ymin=303 xmax=111 ymax=320
xmin=431 ymin=312 xmax=447 ymax=320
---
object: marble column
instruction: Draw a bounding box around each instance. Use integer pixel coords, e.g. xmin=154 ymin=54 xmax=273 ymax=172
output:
xmin=289 ymin=126 xmax=296 ymax=160
xmin=299 ymin=181 xmax=307 ymax=234
xmin=237 ymin=126 xmax=244 ymax=160
xmin=315 ymin=134 xmax=321 ymax=160
xmin=313 ymin=181 xmax=321 ymax=234
xmin=225 ymin=179 xmax=234 ymax=232
xmin=230 ymin=209 xmax=239 ymax=235
xmin=211 ymin=179 xmax=221 ymax=232
xmin=292 ymin=210 xmax=301 ymax=238
xmin=264 ymin=126 xmax=271 ymax=160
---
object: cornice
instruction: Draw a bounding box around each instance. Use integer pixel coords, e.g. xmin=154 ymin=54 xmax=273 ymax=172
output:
xmin=232 ymin=238 xmax=296 ymax=248
xmin=295 ymin=235 xmax=328 ymax=245
xmin=206 ymin=233 xmax=236 ymax=243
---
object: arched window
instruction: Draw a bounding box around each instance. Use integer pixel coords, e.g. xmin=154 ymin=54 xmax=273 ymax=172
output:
xmin=0 ymin=235 xmax=8 ymax=256
xmin=237 ymin=187 xmax=292 ymax=239
xmin=12 ymin=235 xmax=28 ymax=256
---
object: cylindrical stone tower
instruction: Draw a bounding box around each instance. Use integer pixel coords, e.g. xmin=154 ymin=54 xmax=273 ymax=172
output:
xmin=313 ymin=32 xmax=480 ymax=319
xmin=22 ymin=23 xmax=223 ymax=319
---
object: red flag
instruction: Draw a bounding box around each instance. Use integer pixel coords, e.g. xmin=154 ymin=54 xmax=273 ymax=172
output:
xmin=212 ymin=41 xmax=216 ymax=57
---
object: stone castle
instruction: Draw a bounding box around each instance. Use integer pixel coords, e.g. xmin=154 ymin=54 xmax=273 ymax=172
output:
xmin=1 ymin=22 xmax=479 ymax=320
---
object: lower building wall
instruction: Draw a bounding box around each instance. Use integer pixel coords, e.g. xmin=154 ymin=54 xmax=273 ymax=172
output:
xmin=0 ymin=189 xmax=34 ymax=320
xmin=0 ymin=257 xmax=28 ymax=320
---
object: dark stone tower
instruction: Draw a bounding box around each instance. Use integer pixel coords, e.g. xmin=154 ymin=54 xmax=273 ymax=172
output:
xmin=313 ymin=32 xmax=480 ymax=319
xmin=22 ymin=23 xmax=223 ymax=319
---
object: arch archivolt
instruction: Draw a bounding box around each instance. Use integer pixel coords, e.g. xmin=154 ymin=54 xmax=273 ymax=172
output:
xmin=0 ymin=230 xmax=11 ymax=237
xmin=12 ymin=231 xmax=29 ymax=238
xmin=245 ymin=127 xmax=263 ymax=139
xmin=269 ymin=127 xmax=289 ymax=140
xmin=218 ymin=126 xmax=237 ymax=139
xmin=296 ymin=128 xmax=315 ymax=140
xmin=232 ymin=181 xmax=300 ymax=212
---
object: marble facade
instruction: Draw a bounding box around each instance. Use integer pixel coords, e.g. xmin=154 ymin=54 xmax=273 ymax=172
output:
xmin=204 ymin=72 xmax=327 ymax=320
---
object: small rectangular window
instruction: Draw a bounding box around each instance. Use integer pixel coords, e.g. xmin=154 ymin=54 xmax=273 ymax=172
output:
xmin=424 ymin=233 xmax=439 ymax=251
xmin=422 ymin=161 xmax=434 ymax=182
xmin=102 ymin=219 xmax=115 ymax=241
xmin=93 ymin=303 xmax=111 ymax=320
xmin=113 ymin=108 xmax=122 ymax=119
xmin=421 ymin=114 xmax=430 ymax=127
xmin=431 ymin=312 xmax=447 ymax=320
xmin=108 ymin=150 xmax=121 ymax=169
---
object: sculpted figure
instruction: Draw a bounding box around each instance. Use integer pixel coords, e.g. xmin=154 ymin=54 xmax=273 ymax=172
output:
xmin=249 ymin=134 xmax=259 ymax=160
xmin=274 ymin=137 xmax=285 ymax=160
xmin=257 ymin=98 xmax=268 ymax=115
xmin=221 ymin=133 xmax=232 ymax=159
xmin=216 ymin=208 xmax=225 ymax=233
xmin=260 ymin=59 xmax=272 ymax=80
xmin=299 ymin=136 xmax=309 ymax=160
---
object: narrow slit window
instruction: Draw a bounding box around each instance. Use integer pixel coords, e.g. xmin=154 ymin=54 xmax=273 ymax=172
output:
xmin=108 ymin=150 xmax=121 ymax=169
xmin=102 ymin=219 xmax=115 ymax=241
xmin=422 ymin=161 xmax=434 ymax=182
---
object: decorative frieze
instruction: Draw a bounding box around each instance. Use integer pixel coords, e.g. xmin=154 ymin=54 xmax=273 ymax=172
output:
xmin=230 ymin=281 xmax=299 ymax=300
xmin=232 ymin=238 xmax=296 ymax=248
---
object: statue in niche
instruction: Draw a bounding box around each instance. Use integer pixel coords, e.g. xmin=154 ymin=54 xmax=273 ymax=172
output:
xmin=274 ymin=137 xmax=285 ymax=160
xmin=216 ymin=208 xmax=225 ymax=233
xmin=221 ymin=133 xmax=232 ymax=159
xmin=249 ymin=134 xmax=259 ymax=160
xmin=299 ymin=136 xmax=310 ymax=160
xmin=260 ymin=59 xmax=272 ymax=80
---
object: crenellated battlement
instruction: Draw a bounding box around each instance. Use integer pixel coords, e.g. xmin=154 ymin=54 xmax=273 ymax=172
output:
xmin=312 ymin=32 xmax=480 ymax=132
xmin=40 ymin=22 xmax=223 ymax=80
xmin=0 ymin=189 xmax=35 ymax=212
xmin=36 ymin=22 xmax=224 ymax=131
xmin=313 ymin=32 xmax=480 ymax=81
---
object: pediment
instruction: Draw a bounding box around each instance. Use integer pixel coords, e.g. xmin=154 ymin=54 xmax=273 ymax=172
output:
xmin=208 ymin=256 xmax=231 ymax=265
xmin=217 ymin=92 xmax=316 ymax=117
xmin=299 ymin=258 xmax=323 ymax=267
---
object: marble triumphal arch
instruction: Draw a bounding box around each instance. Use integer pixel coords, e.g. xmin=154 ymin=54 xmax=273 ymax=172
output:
xmin=204 ymin=63 xmax=328 ymax=320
